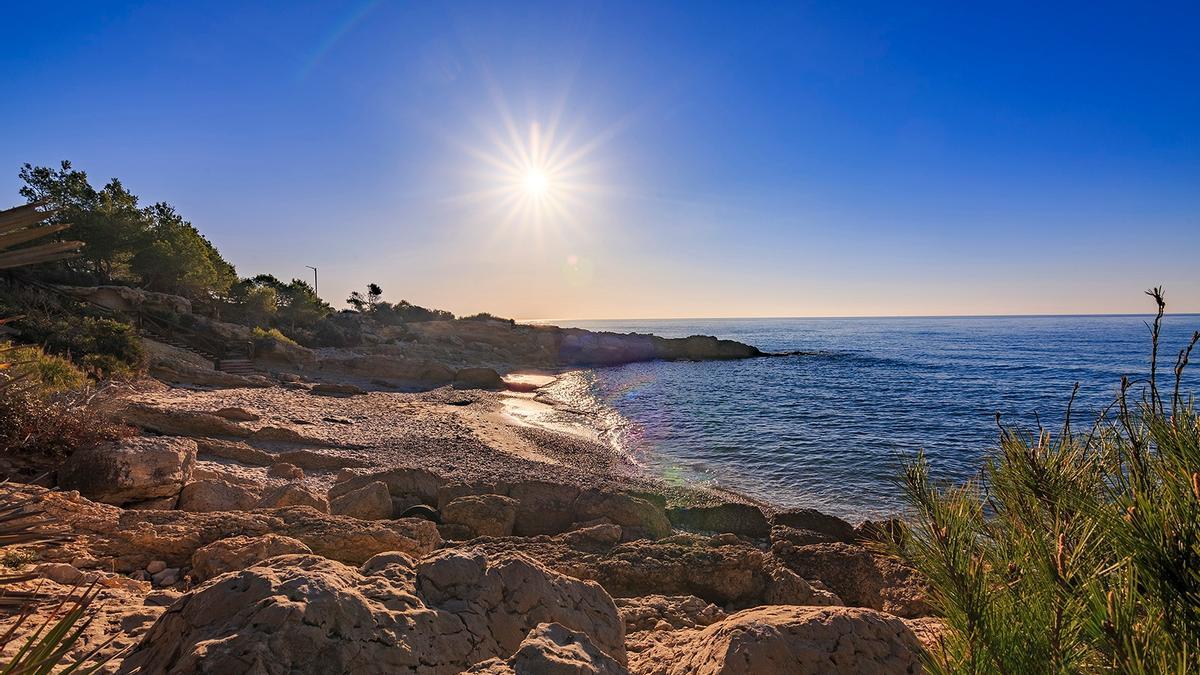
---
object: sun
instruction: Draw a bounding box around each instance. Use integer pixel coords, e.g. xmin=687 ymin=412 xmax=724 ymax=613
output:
xmin=457 ymin=114 xmax=608 ymax=237
xmin=522 ymin=170 xmax=549 ymax=198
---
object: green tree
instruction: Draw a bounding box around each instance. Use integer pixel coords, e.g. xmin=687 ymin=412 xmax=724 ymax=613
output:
xmin=348 ymin=283 xmax=384 ymax=313
xmin=130 ymin=202 xmax=236 ymax=298
xmin=19 ymin=162 xmax=145 ymax=283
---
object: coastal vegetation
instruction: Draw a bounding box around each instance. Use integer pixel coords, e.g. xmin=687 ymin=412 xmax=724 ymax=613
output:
xmin=895 ymin=289 xmax=1200 ymax=673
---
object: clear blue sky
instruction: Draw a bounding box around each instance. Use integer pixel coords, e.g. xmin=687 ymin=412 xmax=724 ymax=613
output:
xmin=3 ymin=1 xmax=1197 ymax=318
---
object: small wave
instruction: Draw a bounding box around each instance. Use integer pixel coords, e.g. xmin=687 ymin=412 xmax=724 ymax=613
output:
xmin=537 ymin=370 xmax=644 ymax=465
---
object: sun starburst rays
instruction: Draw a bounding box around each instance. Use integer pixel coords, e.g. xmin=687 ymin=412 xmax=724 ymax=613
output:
xmin=452 ymin=114 xmax=608 ymax=249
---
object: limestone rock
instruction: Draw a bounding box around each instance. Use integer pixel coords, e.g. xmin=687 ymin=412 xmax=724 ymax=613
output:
xmin=257 ymin=483 xmax=329 ymax=513
xmin=177 ymin=478 xmax=260 ymax=513
xmin=666 ymin=503 xmax=770 ymax=538
xmin=616 ymin=595 xmax=727 ymax=633
xmin=771 ymin=508 xmax=856 ymax=543
xmin=442 ymin=494 xmax=518 ymax=538
xmin=629 ymin=606 xmax=922 ymax=675
xmin=468 ymin=533 xmax=830 ymax=609
xmin=24 ymin=487 xmax=439 ymax=570
xmin=454 ymin=367 xmax=505 ymax=390
xmin=770 ymin=541 xmax=930 ymax=618
xmin=329 ymin=480 xmax=393 ymax=520
xmin=118 ymin=550 xmax=624 ymax=673
xmin=117 ymin=402 xmax=250 ymax=438
xmin=211 ymin=406 xmax=261 ymax=422
xmin=330 ymin=466 xmax=443 ymax=507
xmin=562 ymin=524 xmax=623 ymax=549
xmin=467 ymin=623 xmax=626 ymax=675
xmin=266 ymin=462 xmax=304 ymax=479
xmin=509 ymin=481 xmax=581 ymax=536
xmin=574 ymin=491 xmax=671 ymax=540
xmin=58 ymin=436 xmax=196 ymax=506
xmin=191 ymin=534 xmax=313 ymax=581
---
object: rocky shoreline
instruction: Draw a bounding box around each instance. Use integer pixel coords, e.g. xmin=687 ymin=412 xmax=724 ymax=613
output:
xmin=0 ymin=301 xmax=938 ymax=673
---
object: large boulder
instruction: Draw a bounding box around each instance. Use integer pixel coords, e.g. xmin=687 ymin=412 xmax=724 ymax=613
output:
xmin=666 ymin=503 xmax=770 ymax=538
xmin=442 ymin=494 xmax=518 ymax=538
xmin=770 ymin=541 xmax=930 ymax=618
xmin=329 ymin=480 xmax=393 ymax=520
xmin=629 ymin=606 xmax=922 ymax=675
xmin=574 ymin=491 xmax=672 ymax=540
xmin=331 ymin=467 xmax=443 ymax=510
xmin=454 ymin=367 xmax=505 ymax=390
xmin=191 ymin=534 xmax=312 ymax=581
xmin=58 ymin=437 xmax=196 ymax=507
xmin=257 ymin=483 xmax=329 ymax=513
xmin=770 ymin=508 xmax=856 ymax=543
xmin=509 ymin=481 xmax=582 ymax=536
xmin=177 ymin=478 xmax=259 ymax=513
xmin=118 ymin=550 xmax=624 ymax=674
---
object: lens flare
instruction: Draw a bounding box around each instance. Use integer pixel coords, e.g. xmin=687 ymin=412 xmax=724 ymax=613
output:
xmin=454 ymin=105 xmax=616 ymax=244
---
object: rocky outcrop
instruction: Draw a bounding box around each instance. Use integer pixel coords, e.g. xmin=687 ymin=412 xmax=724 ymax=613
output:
xmin=257 ymin=483 xmax=329 ymax=512
xmin=191 ymin=534 xmax=313 ymax=581
xmin=627 ymin=606 xmax=922 ymax=675
xmin=443 ymin=494 xmax=519 ymax=538
xmin=555 ymin=331 xmax=762 ymax=366
xmin=118 ymin=550 xmax=624 ymax=674
xmin=329 ymin=480 xmax=393 ymax=520
xmin=57 ymin=284 xmax=191 ymax=315
xmin=28 ymin=488 xmax=439 ymax=570
xmin=770 ymin=541 xmax=931 ymax=618
xmin=454 ymin=367 xmax=505 ymax=390
xmin=440 ymin=481 xmax=674 ymax=540
xmin=58 ymin=437 xmax=196 ymax=507
xmin=177 ymin=478 xmax=260 ymax=512
xmin=467 ymin=532 xmax=840 ymax=609
xmin=771 ymin=508 xmax=857 ymax=543
xmin=118 ymin=403 xmax=250 ymax=438
xmin=666 ymin=503 xmax=770 ymax=538
xmin=332 ymin=467 xmax=443 ymax=512
xmin=616 ymin=595 xmax=727 ymax=633
xmin=467 ymin=623 xmax=626 ymax=674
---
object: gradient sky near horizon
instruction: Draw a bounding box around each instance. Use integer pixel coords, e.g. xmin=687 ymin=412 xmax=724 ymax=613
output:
xmin=3 ymin=1 xmax=1198 ymax=319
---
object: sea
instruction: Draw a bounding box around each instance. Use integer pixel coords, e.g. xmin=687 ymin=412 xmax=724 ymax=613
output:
xmin=546 ymin=314 xmax=1200 ymax=522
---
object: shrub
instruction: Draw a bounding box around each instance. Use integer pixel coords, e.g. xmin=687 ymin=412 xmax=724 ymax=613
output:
xmin=458 ymin=312 xmax=516 ymax=325
xmin=12 ymin=312 xmax=144 ymax=379
xmin=251 ymin=326 xmax=299 ymax=347
xmin=893 ymin=288 xmax=1200 ymax=674
xmin=0 ymin=381 xmax=134 ymax=459
xmin=1 ymin=343 xmax=87 ymax=392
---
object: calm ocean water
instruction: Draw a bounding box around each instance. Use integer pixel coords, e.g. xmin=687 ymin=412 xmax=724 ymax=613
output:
xmin=551 ymin=315 xmax=1200 ymax=522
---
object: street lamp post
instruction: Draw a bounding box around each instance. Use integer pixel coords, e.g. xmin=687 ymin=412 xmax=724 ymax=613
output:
xmin=305 ymin=266 xmax=318 ymax=295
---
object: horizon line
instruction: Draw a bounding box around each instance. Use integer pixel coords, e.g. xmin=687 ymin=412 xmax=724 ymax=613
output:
xmin=519 ymin=311 xmax=1200 ymax=323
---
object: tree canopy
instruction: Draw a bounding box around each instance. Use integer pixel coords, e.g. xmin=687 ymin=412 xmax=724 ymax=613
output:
xmin=18 ymin=161 xmax=236 ymax=300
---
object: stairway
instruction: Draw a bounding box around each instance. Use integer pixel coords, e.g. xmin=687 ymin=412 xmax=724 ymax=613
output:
xmin=140 ymin=323 xmax=259 ymax=376
xmin=216 ymin=357 xmax=258 ymax=376
xmin=10 ymin=274 xmax=260 ymax=376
